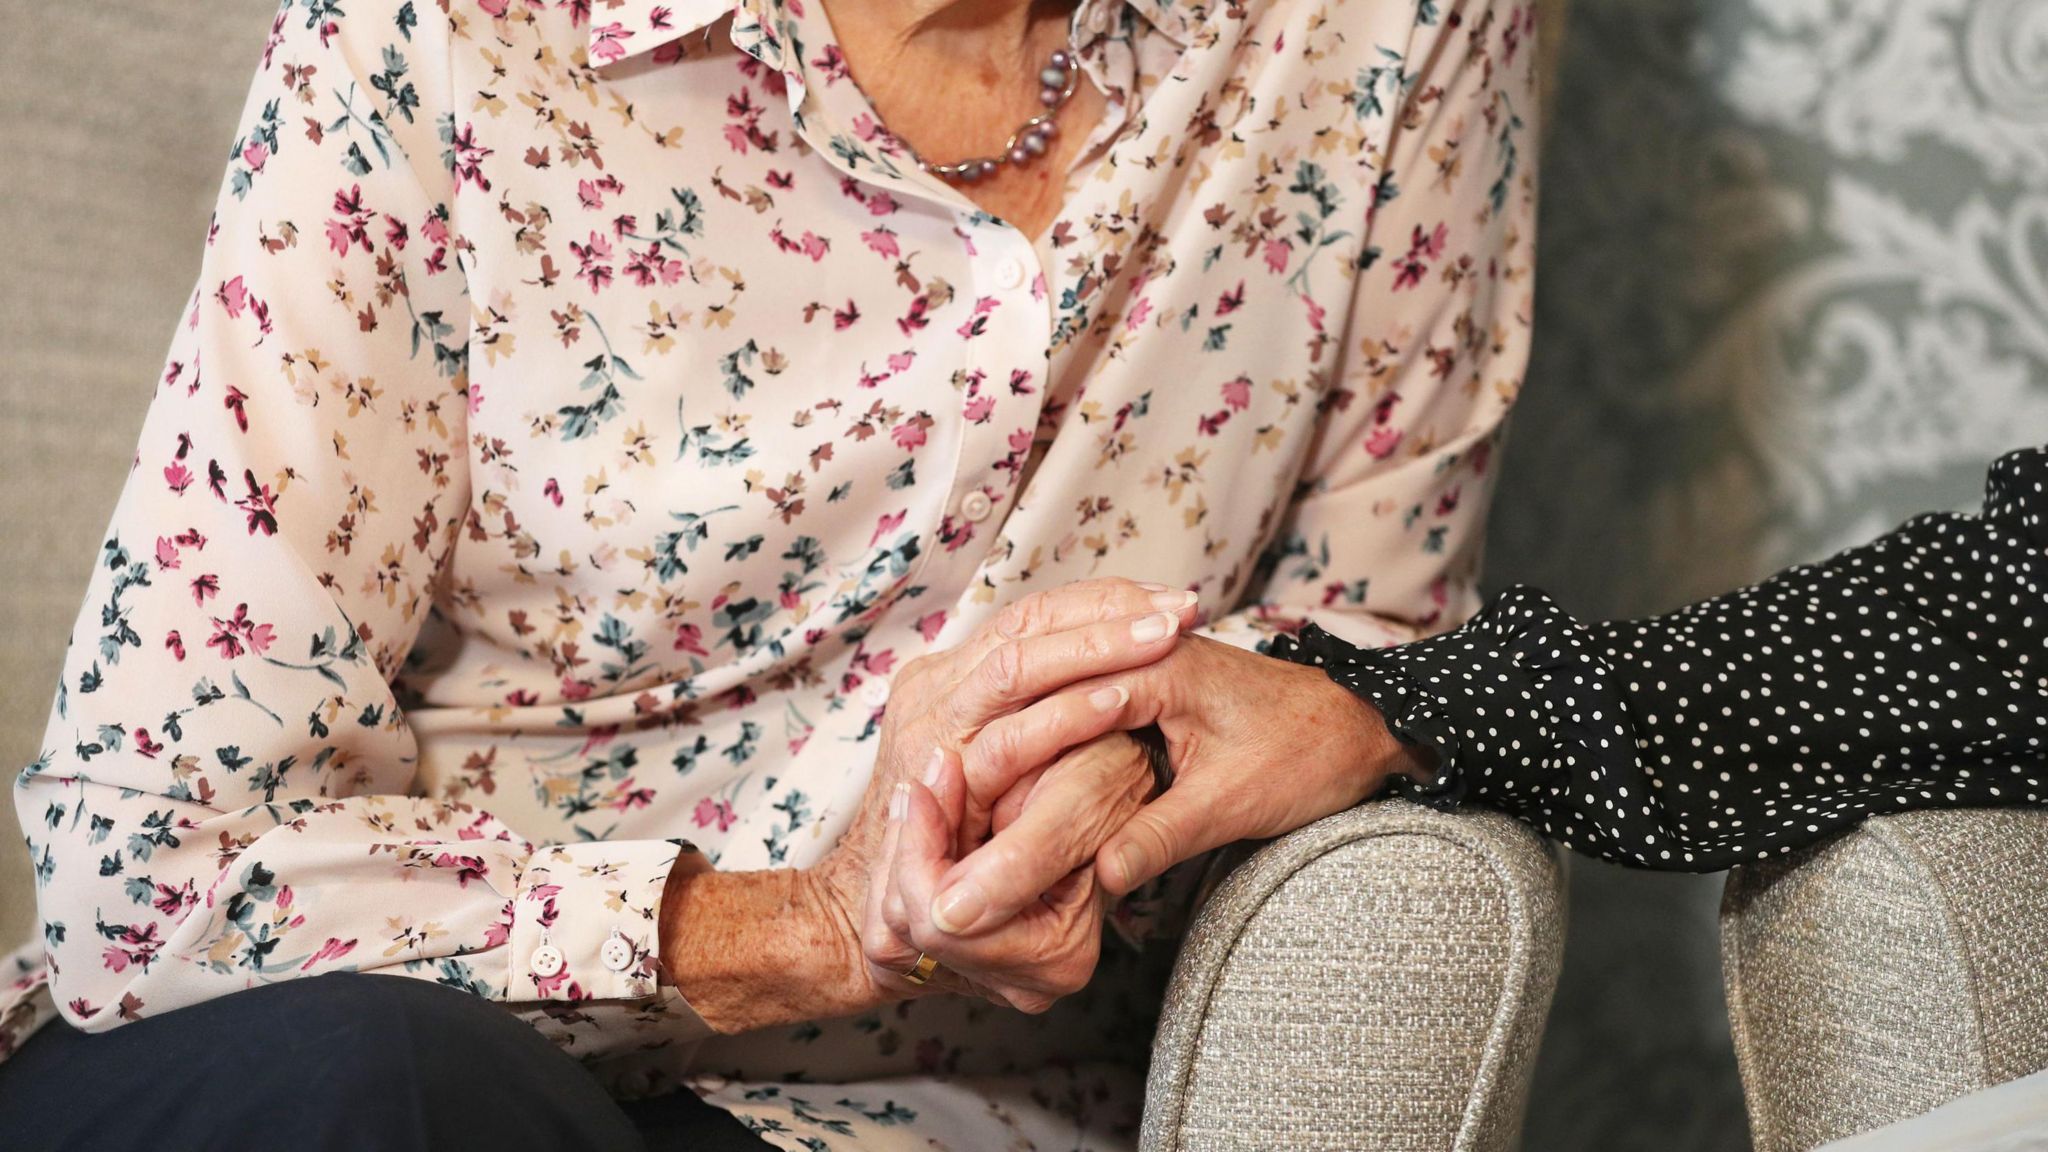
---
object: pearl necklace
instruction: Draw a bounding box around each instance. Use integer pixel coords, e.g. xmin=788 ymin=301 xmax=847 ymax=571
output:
xmin=916 ymin=48 xmax=1079 ymax=184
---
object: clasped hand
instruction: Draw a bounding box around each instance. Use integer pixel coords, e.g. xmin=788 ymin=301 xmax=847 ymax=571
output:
xmin=813 ymin=577 xmax=1425 ymax=1016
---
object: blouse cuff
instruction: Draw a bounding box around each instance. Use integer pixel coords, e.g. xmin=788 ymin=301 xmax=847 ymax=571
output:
xmin=1269 ymin=622 xmax=1468 ymax=811
xmin=1271 ymin=586 xmax=1616 ymax=814
xmin=1983 ymin=446 xmax=2047 ymax=545
xmin=510 ymin=838 xmax=708 ymax=1008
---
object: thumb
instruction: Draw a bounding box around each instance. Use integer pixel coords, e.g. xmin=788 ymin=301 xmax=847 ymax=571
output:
xmin=1095 ymin=781 xmax=1236 ymax=897
xmin=923 ymin=745 xmax=968 ymax=835
xmin=893 ymin=775 xmax=958 ymax=915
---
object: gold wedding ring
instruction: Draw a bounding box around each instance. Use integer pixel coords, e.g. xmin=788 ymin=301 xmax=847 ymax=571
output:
xmin=902 ymin=951 xmax=940 ymax=986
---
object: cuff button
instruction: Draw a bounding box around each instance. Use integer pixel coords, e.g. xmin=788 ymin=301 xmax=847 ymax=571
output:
xmin=600 ymin=935 xmax=635 ymax=973
xmin=529 ymin=944 xmax=566 ymax=979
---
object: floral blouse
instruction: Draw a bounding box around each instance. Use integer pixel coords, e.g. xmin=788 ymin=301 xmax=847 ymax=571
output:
xmin=3 ymin=0 xmax=1539 ymax=1146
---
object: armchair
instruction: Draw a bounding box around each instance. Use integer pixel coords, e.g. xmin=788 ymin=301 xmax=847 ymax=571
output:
xmin=1142 ymin=802 xmax=1566 ymax=1152
xmin=1721 ymin=808 xmax=2048 ymax=1151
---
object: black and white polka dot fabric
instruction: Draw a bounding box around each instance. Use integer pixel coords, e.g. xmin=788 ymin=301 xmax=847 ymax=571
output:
xmin=1269 ymin=446 xmax=2048 ymax=871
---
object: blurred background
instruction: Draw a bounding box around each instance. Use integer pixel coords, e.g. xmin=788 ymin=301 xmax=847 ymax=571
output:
xmin=2 ymin=0 xmax=2043 ymax=1146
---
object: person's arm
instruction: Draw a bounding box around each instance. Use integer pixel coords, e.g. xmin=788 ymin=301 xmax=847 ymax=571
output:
xmin=1195 ymin=0 xmax=1540 ymax=657
xmin=9 ymin=2 xmax=704 ymax=1057
xmin=935 ymin=0 xmax=1542 ymax=942
xmin=1270 ymin=445 xmax=2048 ymax=870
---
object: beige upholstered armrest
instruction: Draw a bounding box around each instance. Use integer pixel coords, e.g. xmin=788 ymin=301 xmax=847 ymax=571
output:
xmin=1140 ymin=799 xmax=1566 ymax=1152
xmin=1721 ymin=808 xmax=2048 ymax=1152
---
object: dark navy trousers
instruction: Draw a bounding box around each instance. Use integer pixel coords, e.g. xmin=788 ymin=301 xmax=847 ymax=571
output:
xmin=0 ymin=972 xmax=770 ymax=1151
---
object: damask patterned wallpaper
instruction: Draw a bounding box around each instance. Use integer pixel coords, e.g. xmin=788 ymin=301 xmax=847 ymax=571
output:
xmin=1499 ymin=0 xmax=2048 ymax=1146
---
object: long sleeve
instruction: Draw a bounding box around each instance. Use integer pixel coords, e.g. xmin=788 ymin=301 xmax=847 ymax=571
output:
xmin=1202 ymin=0 xmax=1539 ymax=653
xmin=10 ymin=2 xmax=708 ymax=1056
xmin=1272 ymin=445 xmax=2048 ymax=870
xmin=1108 ymin=0 xmax=1539 ymax=945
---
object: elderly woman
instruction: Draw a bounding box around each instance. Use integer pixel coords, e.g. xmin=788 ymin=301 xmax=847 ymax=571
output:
xmin=0 ymin=0 xmax=1539 ymax=1146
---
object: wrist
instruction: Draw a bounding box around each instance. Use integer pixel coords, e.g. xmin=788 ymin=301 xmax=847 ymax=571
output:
xmin=657 ymin=864 xmax=879 ymax=1034
xmin=1306 ymin=664 xmax=1431 ymax=797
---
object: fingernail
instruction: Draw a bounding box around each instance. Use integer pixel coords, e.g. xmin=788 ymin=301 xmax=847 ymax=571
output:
xmin=1090 ymin=685 xmax=1129 ymax=711
xmin=930 ymin=881 xmax=986 ymax=935
xmin=922 ymin=748 xmax=944 ymax=788
xmin=1136 ymin=581 xmax=1171 ymax=592
xmin=888 ymin=782 xmax=908 ymax=822
xmin=1149 ymin=590 xmax=1191 ymax=611
xmin=1115 ymin=843 xmax=1147 ymax=890
xmin=1130 ymin=612 xmax=1179 ymax=643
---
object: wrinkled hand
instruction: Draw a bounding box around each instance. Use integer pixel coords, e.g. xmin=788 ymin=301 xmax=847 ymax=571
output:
xmin=927 ymin=631 xmax=1430 ymax=936
xmin=804 ymin=578 xmax=1199 ymax=1010
xmin=860 ymin=735 xmax=1152 ymax=1013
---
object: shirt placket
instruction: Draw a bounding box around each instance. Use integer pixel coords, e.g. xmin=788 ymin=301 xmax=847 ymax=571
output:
xmin=737 ymin=0 xmax=1108 ymax=664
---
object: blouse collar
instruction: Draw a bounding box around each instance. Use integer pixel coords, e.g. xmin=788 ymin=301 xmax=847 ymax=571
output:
xmin=584 ymin=0 xmax=1202 ymax=71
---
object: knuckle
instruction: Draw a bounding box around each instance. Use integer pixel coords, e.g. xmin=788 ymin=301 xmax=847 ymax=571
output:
xmin=905 ymin=918 xmax=943 ymax=955
xmin=883 ymin=914 xmax=912 ymax=946
xmin=1074 ymin=627 xmax=1113 ymax=665
xmin=994 ymin=596 xmax=1039 ymax=640
xmin=975 ymin=720 xmax=1022 ymax=778
xmin=862 ymin=933 xmax=902 ymax=969
xmin=979 ymin=641 xmax=1024 ymax=699
xmin=1105 ymin=576 xmax=1147 ymax=608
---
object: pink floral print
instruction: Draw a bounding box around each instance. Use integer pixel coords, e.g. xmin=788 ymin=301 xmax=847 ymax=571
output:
xmin=5 ymin=0 xmax=1539 ymax=1146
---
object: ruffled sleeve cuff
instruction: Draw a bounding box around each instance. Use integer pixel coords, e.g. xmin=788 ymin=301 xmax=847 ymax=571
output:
xmin=1983 ymin=445 xmax=2046 ymax=545
xmin=1268 ymin=622 xmax=1468 ymax=811
xmin=1269 ymin=585 xmax=1622 ymax=816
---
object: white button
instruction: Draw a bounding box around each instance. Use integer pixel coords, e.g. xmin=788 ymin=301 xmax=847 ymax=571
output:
xmin=861 ymin=677 xmax=891 ymax=707
xmin=994 ymin=256 xmax=1027 ymax=290
xmin=960 ymin=491 xmax=995 ymax=523
xmin=529 ymin=944 xmax=565 ymax=979
xmin=600 ymin=935 xmax=635 ymax=973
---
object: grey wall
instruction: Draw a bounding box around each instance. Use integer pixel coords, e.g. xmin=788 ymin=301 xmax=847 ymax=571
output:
xmin=1501 ymin=0 xmax=2048 ymax=1146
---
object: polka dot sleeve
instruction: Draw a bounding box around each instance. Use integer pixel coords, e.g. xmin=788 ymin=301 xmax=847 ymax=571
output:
xmin=1268 ymin=446 xmax=2048 ymax=871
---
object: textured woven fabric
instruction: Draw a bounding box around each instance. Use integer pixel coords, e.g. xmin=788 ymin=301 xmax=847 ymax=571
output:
xmin=1721 ymin=808 xmax=2048 ymax=1152
xmin=1142 ymin=801 xmax=1566 ymax=1152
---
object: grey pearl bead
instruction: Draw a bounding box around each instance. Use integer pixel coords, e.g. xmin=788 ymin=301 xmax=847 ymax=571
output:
xmin=1009 ymin=146 xmax=1031 ymax=164
xmin=978 ymin=160 xmax=999 ymax=178
xmin=1039 ymin=66 xmax=1068 ymax=89
xmin=1021 ymin=131 xmax=1048 ymax=155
